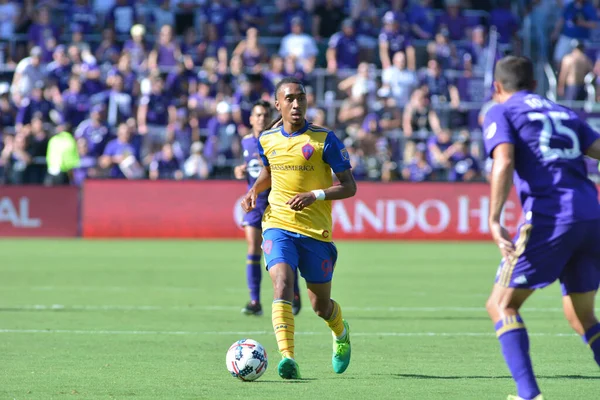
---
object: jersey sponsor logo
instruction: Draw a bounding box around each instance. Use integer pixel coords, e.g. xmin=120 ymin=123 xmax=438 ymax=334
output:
xmin=302 ymin=143 xmax=315 ymax=160
xmin=262 ymin=239 xmax=273 ymax=255
xmin=270 ymin=164 xmax=315 ymax=171
xmin=341 ymin=148 xmax=349 ymax=161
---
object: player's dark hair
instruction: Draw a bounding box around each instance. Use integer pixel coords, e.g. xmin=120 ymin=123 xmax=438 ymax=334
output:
xmin=274 ymin=76 xmax=305 ymax=100
xmin=252 ymin=99 xmax=272 ymax=116
xmin=494 ymin=56 xmax=535 ymax=93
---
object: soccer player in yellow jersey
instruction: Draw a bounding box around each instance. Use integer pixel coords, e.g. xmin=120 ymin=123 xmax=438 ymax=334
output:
xmin=242 ymin=77 xmax=357 ymax=380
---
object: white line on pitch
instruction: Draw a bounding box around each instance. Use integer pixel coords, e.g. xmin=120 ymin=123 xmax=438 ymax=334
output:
xmin=0 ymin=304 xmax=575 ymax=312
xmin=0 ymin=329 xmax=579 ymax=337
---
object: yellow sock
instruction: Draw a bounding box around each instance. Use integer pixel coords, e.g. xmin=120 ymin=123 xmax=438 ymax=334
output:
xmin=272 ymin=300 xmax=295 ymax=359
xmin=326 ymin=300 xmax=345 ymax=339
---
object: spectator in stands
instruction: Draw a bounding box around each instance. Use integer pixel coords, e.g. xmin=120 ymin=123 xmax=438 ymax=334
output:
xmin=183 ymin=141 xmax=210 ymax=180
xmin=489 ymin=0 xmax=519 ymax=47
xmin=559 ymin=40 xmax=592 ymax=101
xmin=148 ymin=25 xmax=181 ymax=70
xmin=27 ymin=7 xmax=59 ymax=63
xmin=149 ymin=142 xmax=183 ymax=180
xmin=0 ymin=92 xmax=17 ymax=132
xmin=426 ymin=28 xmax=459 ymax=71
xmin=236 ymin=0 xmax=264 ymax=33
xmin=379 ymin=11 xmax=416 ymax=71
xmin=138 ymin=74 xmax=176 ymax=151
xmin=108 ymin=0 xmax=138 ymax=39
xmin=151 ymin=0 xmax=176 ymax=34
xmin=10 ymin=46 xmax=44 ymax=104
xmin=96 ymin=28 xmax=121 ymax=66
xmin=338 ymin=62 xmax=375 ymax=132
xmin=173 ymin=0 xmax=199 ymax=36
xmin=327 ymin=18 xmax=360 ymax=74
xmin=448 ymin=135 xmax=480 ymax=182
xmin=108 ymin=52 xmax=139 ymax=98
xmin=25 ymin=114 xmax=49 ymax=184
xmin=100 ymin=122 xmax=140 ymax=179
xmin=75 ymin=104 xmax=111 ymax=157
xmin=381 ymin=51 xmax=417 ymax=108
xmin=419 ymin=58 xmax=461 ymax=109
xmin=1 ymin=132 xmax=31 ymax=184
xmin=70 ymin=0 xmax=97 ymax=35
xmin=402 ymin=88 xmax=442 ymax=162
xmin=402 ymin=143 xmax=433 ymax=182
xmin=352 ymin=0 xmax=379 ymax=61
xmin=72 ymin=137 xmax=97 ymax=186
xmin=204 ymin=101 xmax=239 ymax=166
xmin=47 ymin=46 xmax=72 ymax=92
xmin=436 ymin=0 xmax=468 ymax=41
xmin=198 ymin=24 xmax=228 ymax=74
xmin=60 ymin=75 xmax=90 ymax=129
xmin=232 ymin=27 xmax=268 ymax=71
xmin=312 ymin=0 xmax=345 ymax=42
xmin=181 ymin=27 xmax=201 ymax=64
xmin=0 ymin=0 xmax=19 ymax=64
xmin=16 ymin=81 xmax=54 ymax=130
xmin=409 ymin=0 xmax=436 ymax=40
xmin=427 ymin=128 xmax=454 ymax=170
xmin=122 ymin=24 xmax=148 ymax=72
xmin=98 ymin=73 xmax=133 ymax=128
xmin=70 ymin=25 xmax=91 ymax=55
xmin=280 ymin=0 xmax=310 ymax=36
xmin=463 ymin=26 xmax=499 ymax=77
xmin=279 ymin=16 xmax=318 ymax=73
xmin=200 ymin=0 xmax=238 ymax=39
xmin=551 ymin=0 xmax=597 ymax=69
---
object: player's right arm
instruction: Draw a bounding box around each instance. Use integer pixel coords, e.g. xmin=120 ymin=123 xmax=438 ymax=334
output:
xmin=242 ymin=166 xmax=271 ymax=212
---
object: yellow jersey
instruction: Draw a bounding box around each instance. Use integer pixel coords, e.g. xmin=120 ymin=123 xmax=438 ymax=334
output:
xmin=258 ymin=121 xmax=352 ymax=242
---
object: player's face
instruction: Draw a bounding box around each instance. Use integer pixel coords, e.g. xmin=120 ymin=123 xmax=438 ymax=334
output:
xmin=250 ymin=105 xmax=269 ymax=134
xmin=276 ymin=84 xmax=307 ymax=126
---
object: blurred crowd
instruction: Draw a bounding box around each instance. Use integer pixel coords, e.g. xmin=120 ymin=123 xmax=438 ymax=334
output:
xmin=0 ymin=0 xmax=599 ymax=186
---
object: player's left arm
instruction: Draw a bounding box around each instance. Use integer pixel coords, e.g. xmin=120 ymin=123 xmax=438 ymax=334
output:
xmin=576 ymin=118 xmax=600 ymax=160
xmin=287 ymin=131 xmax=356 ymax=211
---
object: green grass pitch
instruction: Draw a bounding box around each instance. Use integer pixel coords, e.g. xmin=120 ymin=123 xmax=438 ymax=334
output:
xmin=0 ymin=239 xmax=598 ymax=399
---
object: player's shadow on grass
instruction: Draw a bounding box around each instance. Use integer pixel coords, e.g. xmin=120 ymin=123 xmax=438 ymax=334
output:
xmin=391 ymin=374 xmax=511 ymax=380
xmin=391 ymin=374 xmax=600 ymax=380
xmin=251 ymin=378 xmax=315 ymax=383
xmin=351 ymin=316 xmax=489 ymax=321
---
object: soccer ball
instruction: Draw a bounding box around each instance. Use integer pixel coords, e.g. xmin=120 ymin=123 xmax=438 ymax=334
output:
xmin=226 ymin=339 xmax=268 ymax=381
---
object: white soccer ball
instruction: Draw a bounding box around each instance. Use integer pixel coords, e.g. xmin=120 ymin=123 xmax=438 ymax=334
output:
xmin=226 ymin=339 xmax=268 ymax=381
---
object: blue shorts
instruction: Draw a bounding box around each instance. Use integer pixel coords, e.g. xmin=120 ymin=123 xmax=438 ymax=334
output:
xmin=262 ymin=228 xmax=338 ymax=284
xmin=242 ymin=208 xmax=265 ymax=229
xmin=496 ymin=219 xmax=600 ymax=295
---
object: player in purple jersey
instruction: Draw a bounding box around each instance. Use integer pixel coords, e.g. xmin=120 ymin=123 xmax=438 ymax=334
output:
xmin=234 ymin=100 xmax=302 ymax=317
xmin=483 ymin=56 xmax=600 ymax=400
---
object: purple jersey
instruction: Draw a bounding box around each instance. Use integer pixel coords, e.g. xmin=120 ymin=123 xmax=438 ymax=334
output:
xmin=483 ymin=91 xmax=600 ymax=225
xmin=241 ymin=134 xmax=269 ymax=209
xmin=329 ymin=32 xmax=359 ymax=69
xmin=62 ymin=90 xmax=90 ymax=128
xmin=379 ymin=29 xmax=411 ymax=61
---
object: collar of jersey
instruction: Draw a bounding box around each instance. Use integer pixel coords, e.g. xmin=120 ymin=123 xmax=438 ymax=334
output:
xmin=280 ymin=121 xmax=309 ymax=137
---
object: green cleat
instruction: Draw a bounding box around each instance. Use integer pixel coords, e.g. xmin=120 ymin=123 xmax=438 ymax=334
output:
xmin=332 ymin=319 xmax=351 ymax=374
xmin=277 ymin=357 xmax=301 ymax=379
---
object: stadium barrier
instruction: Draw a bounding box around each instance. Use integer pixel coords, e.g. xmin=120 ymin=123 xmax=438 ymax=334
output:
xmin=0 ymin=186 xmax=79 ymax=237
xmin=81 ymin=181 xmax=525 ymax=240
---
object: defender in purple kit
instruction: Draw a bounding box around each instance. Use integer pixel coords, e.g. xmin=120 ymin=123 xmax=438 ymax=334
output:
xmin=234 ymin=100 xmax=301 ymax=316
xmin=483 ymin=56 xmax=600 ymax=400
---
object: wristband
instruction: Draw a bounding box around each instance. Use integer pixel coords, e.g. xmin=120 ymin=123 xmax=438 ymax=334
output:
xmin=311 ymin=189 xmax=326 ymax=201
